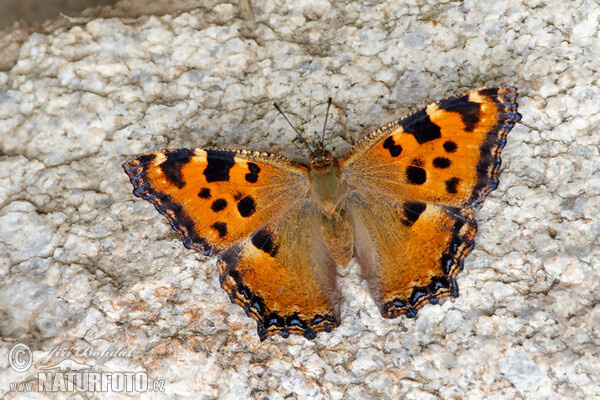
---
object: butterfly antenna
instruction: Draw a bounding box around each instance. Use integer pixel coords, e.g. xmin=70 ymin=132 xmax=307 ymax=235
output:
xmin=273 ymin=102 xmax=312 ymax=152
xmin=321 ymin=95 xmax=333 ymax=143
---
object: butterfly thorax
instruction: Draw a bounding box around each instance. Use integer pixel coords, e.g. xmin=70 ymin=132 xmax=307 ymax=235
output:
xmin=308 ymin=149 xmax=346 ymax=217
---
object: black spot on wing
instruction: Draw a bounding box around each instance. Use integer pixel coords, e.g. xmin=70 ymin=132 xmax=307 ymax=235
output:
xmin=445 ymin=177 xmax=460 ymax=194
xmin=211 ymin=222 xmax=228 ymax=238
xmin=204 ymin=150 xmax=235 ymax=183
xmin=211 ymin=198 xmax=227 ymax=212
xmin=245 ymin=162 xmax=261 ymax=183
xmin=401 ymin=109 xmax=441 ymax=144
xmin=433 ymin=157 xmax=451 ymax=169
xmin=135 ymin=153 xmax=157 ymax=166
xmin=402 ymin=201 xmax=426 ymax=227
xmin=237 ymin=196 xmax=256 ymax=217
xmin=160 ymin=149 xmax=195 ymax=189
xmin=198 ymin=188 xmax=211 ymax=199
xmin=251 ymin=228 xmax=278 ymax=257
xmin=438 ymin=94 xmax=481 ymax=132
xmin=382 ymin=136 xmax=402 ymax=157
xmin=406 ymin=166 xmax=426 ymax=185
xmin=443 ymin=140 xmax=457 ymax=153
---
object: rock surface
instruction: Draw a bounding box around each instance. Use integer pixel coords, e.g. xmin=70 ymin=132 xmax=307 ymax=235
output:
xmin=1 ymin=0 xmax=599 ymax=398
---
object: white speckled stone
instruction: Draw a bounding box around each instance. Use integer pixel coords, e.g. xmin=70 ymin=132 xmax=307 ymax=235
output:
xmin=1 ymin=0 xmax=599 ymax=398
xmin=499 ymin=349 xmax=544 ymax=393
xmin=0 ymin=204 xmax=54 ymax=262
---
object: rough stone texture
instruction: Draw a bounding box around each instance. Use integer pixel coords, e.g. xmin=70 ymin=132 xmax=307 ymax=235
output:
xmin=1 ymin=0 xmax=599 ymax=398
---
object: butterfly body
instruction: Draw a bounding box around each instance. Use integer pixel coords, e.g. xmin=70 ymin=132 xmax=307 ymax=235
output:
xmin=123 ymin=87 xmax=521 ymax=340
xmin=270 ymin=143 xmax=355 ymax=267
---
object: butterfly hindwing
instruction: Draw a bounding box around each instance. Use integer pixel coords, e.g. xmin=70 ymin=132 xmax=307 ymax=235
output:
xmin=218 ymin=201 xmax=339 ymax=340
xmin=349 ymin=191 xmax=476 ymax=318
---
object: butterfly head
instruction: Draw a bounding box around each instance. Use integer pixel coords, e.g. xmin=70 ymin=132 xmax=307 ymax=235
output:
xmin=309 ymin=139 xmax=336 ymax=169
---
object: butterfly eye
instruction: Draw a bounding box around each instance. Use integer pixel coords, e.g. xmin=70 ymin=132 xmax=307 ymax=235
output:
xmin=309 ymin=154 xmax=316 ymax=164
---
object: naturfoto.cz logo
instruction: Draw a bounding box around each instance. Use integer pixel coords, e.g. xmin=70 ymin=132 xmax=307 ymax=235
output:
xmin=7 ymin=343 xmax=165 ymax=393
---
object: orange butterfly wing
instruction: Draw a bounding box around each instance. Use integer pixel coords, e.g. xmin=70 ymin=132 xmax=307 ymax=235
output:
xmin=341 ymin=87 xmax=521 ymax=318
xmin=123 ymin=149 xmax=339 ymax=339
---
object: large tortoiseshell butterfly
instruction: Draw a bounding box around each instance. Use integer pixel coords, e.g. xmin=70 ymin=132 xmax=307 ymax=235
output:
xmin=123 ymin=87 xmax=521 ymax=340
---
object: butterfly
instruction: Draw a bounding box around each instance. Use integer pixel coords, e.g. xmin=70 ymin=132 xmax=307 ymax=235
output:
xmin=123 ymin=87 xmax=521 ymax=341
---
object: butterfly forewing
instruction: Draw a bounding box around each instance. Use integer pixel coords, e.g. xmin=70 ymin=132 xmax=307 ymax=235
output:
xmin=123 ymin=148 xmax=308 ymax=255
xmin=349 ymin=190 xmax=476 ymax=318
xmin=341 ymin=87 xmax=521 ymax=208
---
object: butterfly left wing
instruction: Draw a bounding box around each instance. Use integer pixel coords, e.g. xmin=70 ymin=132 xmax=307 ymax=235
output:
xmin=123 ymin=148 xmax=339 ymax=340
xmin=341 ymin=87 xmax=521 ymax=318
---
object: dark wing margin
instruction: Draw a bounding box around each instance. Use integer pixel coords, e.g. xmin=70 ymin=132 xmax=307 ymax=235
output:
xmin=123 ymin=149 xmax=214 ymax=254
xmin=467 ymin=87 xmax=522 ymax=206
